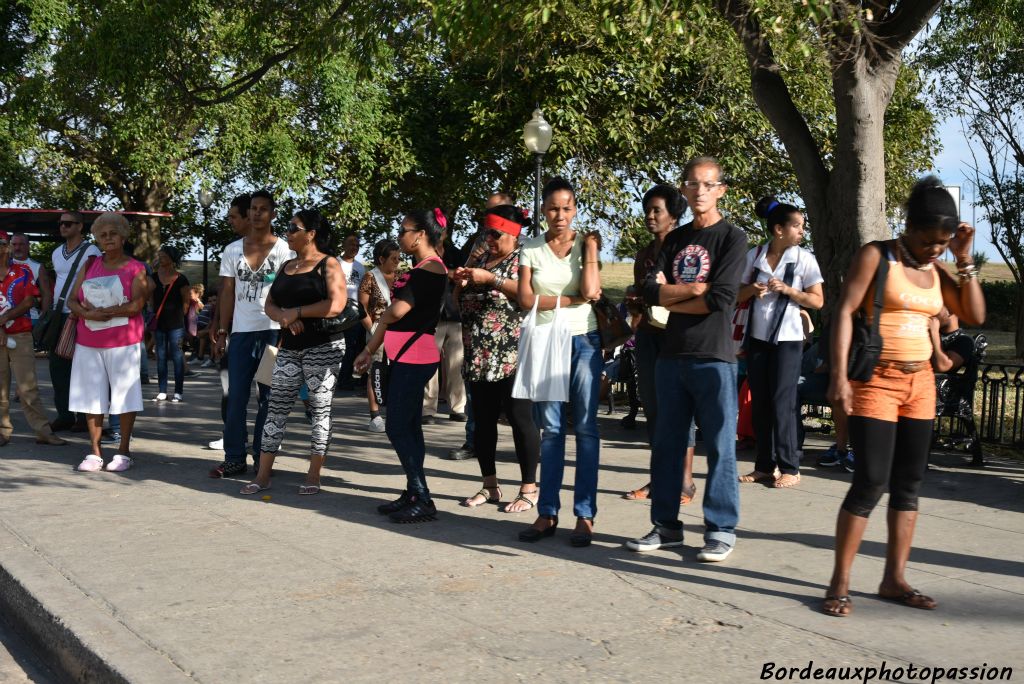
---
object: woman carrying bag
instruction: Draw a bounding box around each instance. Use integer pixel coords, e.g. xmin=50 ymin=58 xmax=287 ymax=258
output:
xmin=240 ymin=209 xmax=347 ymax=496
xmin=354 ymin=209 xmax=449 ymax=523
xmin=516 ymin=177 xmax=603 ymax=547
xmin=357 ymin=238 xmax=400 ymax=433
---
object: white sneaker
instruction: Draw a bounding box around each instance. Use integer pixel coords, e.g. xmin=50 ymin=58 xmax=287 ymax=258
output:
xmin=208 ymin=437 xmax=224 ymax=450
xmin=367 ymin=416 xmax=386 ymax=433
xmin=154 ymin=392 xmax=167 ymax=401
xmin=171 ymin=393 xmax=183 ymax=403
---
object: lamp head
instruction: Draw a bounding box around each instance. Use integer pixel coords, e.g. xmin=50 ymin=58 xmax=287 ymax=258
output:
xmin=522 ymin=108 xmax=553 ymax=155
xmin=198 ymin=189 xmax=215 ymax=209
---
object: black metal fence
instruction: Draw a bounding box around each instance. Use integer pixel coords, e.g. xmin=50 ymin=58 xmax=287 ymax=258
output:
xmin=979 ymin=363 xmax=1024 ymax=446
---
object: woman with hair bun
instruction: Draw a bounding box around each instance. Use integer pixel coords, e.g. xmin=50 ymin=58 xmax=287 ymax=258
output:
xmin=354 ymin=209 xmax=449 ymax=523
xmin=240 ymin=209 xmax=348 ymax=496
xmin=736 ymin=196 xmax=823 ymax=488
xmin=452 ymin=204 xmax=540 ymax=513
xmin=823 ymin=177 xmax=985 ymax=617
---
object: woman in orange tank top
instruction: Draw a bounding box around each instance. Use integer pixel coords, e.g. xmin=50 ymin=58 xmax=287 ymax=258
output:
xmin=823 ymin=177 xmax=985 ymax=618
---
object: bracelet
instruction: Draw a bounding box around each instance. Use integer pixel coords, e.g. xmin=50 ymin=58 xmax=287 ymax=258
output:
xmin=957 ymin=263 xmax=978 ymax=281
xmin=297 ymin=305 xmax=303 ymax=318
xmin=584 ymin=260 xmax=599 ymax=264
xmin=493 ymin=275 xmax=505 ymax=290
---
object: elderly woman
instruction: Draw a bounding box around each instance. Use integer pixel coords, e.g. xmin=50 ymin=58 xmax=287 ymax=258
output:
xmin=354 ymin=209 xmax=449 ymax=523
xmin=151 ymin=245 xmax=191 ymax=402
xmin=517 ymin=178 xmax=603 ymax=547
xmin=452 ymin=205 xmax=541 ymax=513
xmin=358 ymin=238 xmax=400 ymax=433
xmin=241 ymin=209 xmax=347 ymax=496
xmin=67 ymin=213 xmax=149 ymax=472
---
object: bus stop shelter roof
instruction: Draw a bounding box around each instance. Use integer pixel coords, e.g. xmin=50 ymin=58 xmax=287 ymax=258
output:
xmin=0 ymin=208 xmax=172 ymax=241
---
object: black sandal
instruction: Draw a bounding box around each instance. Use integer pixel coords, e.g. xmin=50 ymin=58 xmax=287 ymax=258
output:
xmin=504 ymin=491 xmax=537 ymax=513
xmin=518 ymin=515 xmax=557 ymax=542
xmin=570 ymin=517 xmax=594 ymax=548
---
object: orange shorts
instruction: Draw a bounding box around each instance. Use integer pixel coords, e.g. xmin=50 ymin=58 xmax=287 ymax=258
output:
xmin=850 ymin=365 xmax=935 ymax=421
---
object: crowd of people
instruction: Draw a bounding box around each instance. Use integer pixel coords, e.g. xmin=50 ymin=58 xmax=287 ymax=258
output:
xmin=11 ymin=155 xmax=985 ymax=620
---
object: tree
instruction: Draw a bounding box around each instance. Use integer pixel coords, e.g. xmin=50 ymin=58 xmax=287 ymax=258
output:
xmin=926 ymin=0 xmax=1024 ymax=356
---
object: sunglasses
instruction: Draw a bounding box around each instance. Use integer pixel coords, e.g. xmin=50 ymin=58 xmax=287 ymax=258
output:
xmin=59 ymin=220 xmax=80 ymax=227
xmin=397 ymin=227 xmax=421 ymax=236
xmin=285 ymin=223 xmax=307 ymax=234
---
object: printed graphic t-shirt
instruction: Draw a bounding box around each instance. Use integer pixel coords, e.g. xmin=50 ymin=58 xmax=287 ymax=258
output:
xmin=1 ymin=263 xmax=40 ymax=334
xmin=218 ymin=238 xmax=295 ymax=333
xmin=338 ymin=257 xmax=366 ymax=305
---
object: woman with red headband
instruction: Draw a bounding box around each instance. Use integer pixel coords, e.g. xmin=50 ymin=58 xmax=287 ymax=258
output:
xmin=453 ymin=205 xmax=541 ymax=512
xmin=354 ymin=208 xmax=449 ymax=523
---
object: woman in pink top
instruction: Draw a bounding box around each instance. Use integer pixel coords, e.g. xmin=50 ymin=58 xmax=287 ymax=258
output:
xmin=67 ymin=213 xmax=149 ymax=472
xmin=354 ymin=209 xmax=448 ymax=524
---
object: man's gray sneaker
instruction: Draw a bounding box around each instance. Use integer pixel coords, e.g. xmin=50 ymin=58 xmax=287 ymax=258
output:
xmin=696 ymin=540 xmax=733 ymax=562
xmin=625 ymin=526 xmax=684 ymax=552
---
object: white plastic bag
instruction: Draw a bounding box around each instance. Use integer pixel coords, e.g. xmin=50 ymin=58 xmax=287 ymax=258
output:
xmin=512 ymin=295 xmax=572 ymax=402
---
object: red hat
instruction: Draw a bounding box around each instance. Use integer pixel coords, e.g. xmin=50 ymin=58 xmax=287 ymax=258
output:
xmin=483 ymin=213 xmax=523 ymax=237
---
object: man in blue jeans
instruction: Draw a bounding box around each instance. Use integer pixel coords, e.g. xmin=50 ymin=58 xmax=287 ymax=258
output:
xmin=209 ymin=190 xmax=294 ymax=478
xmin=625 ymin=157 xmax=747 ymax=562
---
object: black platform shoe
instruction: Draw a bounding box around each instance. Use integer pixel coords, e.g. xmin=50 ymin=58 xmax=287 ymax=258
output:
xmin=518 ymin=516 xmax=558 ymax=542
xmin=377 ymin=490 xmax=413 ymax=515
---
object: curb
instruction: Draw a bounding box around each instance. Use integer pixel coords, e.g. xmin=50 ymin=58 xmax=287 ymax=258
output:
xmin=0 ymin=523 xmax=191 ymax=683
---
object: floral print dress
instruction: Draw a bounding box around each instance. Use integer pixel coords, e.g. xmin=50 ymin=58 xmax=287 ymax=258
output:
xmin=458 ymin=250 xmax=522 ymax=383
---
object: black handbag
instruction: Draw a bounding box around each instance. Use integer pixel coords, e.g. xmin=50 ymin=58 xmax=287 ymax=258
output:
xmin=592 ymin=295 xmax=632 ymax=351
xmin=33 ymin=244 xmax=89 ymax=351
xmin=847 ymin=242 xmax=889 ymax=382
xmin=306 ymin=258 xmax=365 ymax=335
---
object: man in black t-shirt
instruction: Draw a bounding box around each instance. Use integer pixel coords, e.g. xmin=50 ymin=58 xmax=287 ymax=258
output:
xmin=625 ymin=157 xmax=747 ymax=562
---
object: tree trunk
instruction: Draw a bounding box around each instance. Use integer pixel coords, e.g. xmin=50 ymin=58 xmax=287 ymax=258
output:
xmin=110 ymin=178 xmax=172 ymax=262
xmin=813 ymin=56 xmax=901 ymax=316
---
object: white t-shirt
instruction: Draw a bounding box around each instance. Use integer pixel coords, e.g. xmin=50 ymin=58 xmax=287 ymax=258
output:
xmin=742 ymin=245 xmax=823 ymax=343
xmin=338 ymin=257 xmax=366 ymax=304
xmin=218 ymin=237 xmax=295 ymax=333
xmin=52 ymin=242 xmax=102 ymax=314
xmin=13 ymin=257 xmax=42 ymax=319
xmin=519 ymin=233 xmax=597 ymax=336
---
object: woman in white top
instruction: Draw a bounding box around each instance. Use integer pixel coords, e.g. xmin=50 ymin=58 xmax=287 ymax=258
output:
xmin=736 ymin=196 xmax=824 ymax=488
xmin=516 ymin=177 xmax=603 ymax=547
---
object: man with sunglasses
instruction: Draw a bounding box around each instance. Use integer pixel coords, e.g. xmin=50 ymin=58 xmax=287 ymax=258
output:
xmin=209 ymin=189 xmax=294 ymax=479
xmin=626 ymin=157 xmax=747 ymax=563
xmin=49 ymin=212 xmax=102 ymax=432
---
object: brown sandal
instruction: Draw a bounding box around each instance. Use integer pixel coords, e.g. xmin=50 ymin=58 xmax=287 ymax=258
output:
xmin=680 ymin=482 xmax=697 ymax=505
xmin=879 ymin=589 xmax=936 ymax=610
xmin=623 ymin=483 xmax=650 ymax=500
xmin=822 ymin=595 xmax=853 ymax=617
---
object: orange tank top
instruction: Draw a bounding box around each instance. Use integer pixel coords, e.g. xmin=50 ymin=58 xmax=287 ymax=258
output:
xmin=866 ymin=252 xmax=943 ymax=362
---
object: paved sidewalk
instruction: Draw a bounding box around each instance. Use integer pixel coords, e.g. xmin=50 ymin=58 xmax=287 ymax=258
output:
xmin=0 ymin=363 xmax=1022 ymax=682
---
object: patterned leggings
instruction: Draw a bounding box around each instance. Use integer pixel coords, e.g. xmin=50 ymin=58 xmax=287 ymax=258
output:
xmin=261 ymin=339 xmax=345 ymax=456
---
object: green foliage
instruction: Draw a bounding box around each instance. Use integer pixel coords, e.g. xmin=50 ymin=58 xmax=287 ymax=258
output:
xmin=980 ymin=281 xmax=1017 ymax=331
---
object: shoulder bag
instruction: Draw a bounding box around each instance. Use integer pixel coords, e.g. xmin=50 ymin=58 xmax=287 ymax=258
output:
xmin=33 ymin=244 xmax=89 ymax=351
xmin=847 ymin=241 xmax=889 ymax=382
xmin=54 ymin=256 xmax=99 ymax=360
xmin=730 ymin=244 xmax=765 ymax=353
xmin=308 ymin=258 xmax=364 ymax=335
xmin=148 ymin=274 xmax=179 ymax=332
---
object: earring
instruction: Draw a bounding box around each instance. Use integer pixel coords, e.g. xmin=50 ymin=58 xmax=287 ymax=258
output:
xmin=413 ymin=239 xmax=420 ymax=248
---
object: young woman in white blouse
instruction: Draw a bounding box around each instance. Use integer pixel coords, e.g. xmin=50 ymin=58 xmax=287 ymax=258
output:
xmin=736 ymin=197 xmax=823 ymax=488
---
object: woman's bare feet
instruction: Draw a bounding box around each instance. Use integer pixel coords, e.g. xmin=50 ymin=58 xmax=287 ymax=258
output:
xmin=460 ymin=485 xmax=501 ymax=507
xmin=739 ymin=469 xmax=779 ymax=484
xmin=878 ymin=581 xmax=937 ymax=610
xmin=504 ymin=487 xmax=538 ymax=513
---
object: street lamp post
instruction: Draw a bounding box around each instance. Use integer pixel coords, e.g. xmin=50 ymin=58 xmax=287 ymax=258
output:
xmin=198 ymin=189 xmax=214 ymax=288
xmin=522 ymin=107 xmax=553 ymax=236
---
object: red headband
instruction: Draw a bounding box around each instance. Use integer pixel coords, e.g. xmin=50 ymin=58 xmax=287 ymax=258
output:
xmin=484 ymin=214 xmax=523 ymax=237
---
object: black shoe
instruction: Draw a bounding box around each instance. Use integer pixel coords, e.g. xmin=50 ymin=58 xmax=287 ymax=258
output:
xmin=444 ymin=444 xmax=474 ymax=461
xmin=570 ymin=517 xmax=594 ymax=547
xmin=70 ymin=420 xmax=88 ymax=433
xmin=620 ymin=415 xmax=638 ymax=430
xmin=421 ymin=415 xmax=436 ymax=425
xmin=388 ymin=496 xmax=437 ymax=523
xmin=209 ymin=461 xmax=247 ymax=478
xmin=140 ymin=375 xmax=151 ymax=385
xmin=49 ymin=418 xmax=75 ymax=433
xmin=449 ymin=412 xmax=468 ymax=423
xmin=377 ymin=490 xmax=413 ymax=515
xmin=518 ymin=516 xmax=558 ymax=542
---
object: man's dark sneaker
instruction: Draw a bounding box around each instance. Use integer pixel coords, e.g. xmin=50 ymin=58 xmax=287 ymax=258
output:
xmin=388 ymin=496 xmax=437 ymax=523
xmin=843 ymin=449 xmax=856 ymax=473
xmin=49 ymin=418 xmax=75 ymax=433
xmin=625 ymin=525 xmax=684 ymax=552
xmin=377 ymin=490 xmax=413 ymax=515
xmin=100 ymin=430 xmax=122 ymax=445
xmin=421 ymin=415 xmax=436 ymax=425
xmin=444 ymin=444 xmax=474 ymax=461
xmin=620 ymin=415 xmax=638 ymax=430
xmin=817 ymin=443 xmax=843 ymax=467
xmin=449 ymin=412 xmax=468 ymax=422
xmin=209 ymin=461 xmax=247 ymax=479
xmin=696 ymin=540 xmax=734 ymax=562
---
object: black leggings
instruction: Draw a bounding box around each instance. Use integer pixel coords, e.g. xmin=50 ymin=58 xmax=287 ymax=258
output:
xmin=842 ymin=416 xmax=933 ymax=517
xmin=468 ymin=377 xmax=540 ymax=484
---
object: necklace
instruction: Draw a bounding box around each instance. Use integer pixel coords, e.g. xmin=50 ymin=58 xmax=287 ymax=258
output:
xmin=897 ymin=236 xmax=932 ymax=271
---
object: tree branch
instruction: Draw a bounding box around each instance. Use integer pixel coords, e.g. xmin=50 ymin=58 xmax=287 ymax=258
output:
xmin=873 ymin=0 xmax=942 ymax=54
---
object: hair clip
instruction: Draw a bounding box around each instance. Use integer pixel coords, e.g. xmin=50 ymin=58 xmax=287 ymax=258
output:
xmin=433 ymin=208 xmax=447 ymax=229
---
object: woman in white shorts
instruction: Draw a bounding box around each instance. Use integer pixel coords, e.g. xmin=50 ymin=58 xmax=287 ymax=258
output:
xmin=67 ymin=213 xmax=149 ymax=472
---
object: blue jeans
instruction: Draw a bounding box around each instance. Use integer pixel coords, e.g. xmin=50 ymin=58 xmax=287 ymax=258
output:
xmin=634 ymin=328 xmax=695 ymax=448
xmin=650 ymin=357 xmax=739 ymax=546
xmin=533 ymin=330 xmax=603 ymax=519
xmin=155 ymin=327 xmax=185 ymax=395
xmin=385 ymin=361 xmax=439 ymax=498
xmin=223 ymin=330 xmax=278 ymax=464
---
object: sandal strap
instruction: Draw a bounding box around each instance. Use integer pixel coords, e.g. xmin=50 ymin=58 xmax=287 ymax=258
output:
xmin=511 ymin=494 xmax=536 ymax=509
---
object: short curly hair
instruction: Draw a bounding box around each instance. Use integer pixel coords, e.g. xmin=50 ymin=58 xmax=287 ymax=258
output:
xmin=91 ymin=212 xmax=131 ymax=239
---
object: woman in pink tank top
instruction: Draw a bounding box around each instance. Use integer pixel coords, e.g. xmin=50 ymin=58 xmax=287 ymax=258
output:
xmin=66 ymin=213 xmax=150 ymax=473
xmin=354 ymin=208 xmax=448 ymax=523
xmin=824 ymin=177 xmax=986 ymax=618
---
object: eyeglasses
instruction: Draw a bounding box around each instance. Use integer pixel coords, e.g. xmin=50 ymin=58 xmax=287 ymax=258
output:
xmin=285 ymin=223 xmax=306 ymax=234
xmin=59 ymin=220 xmax=80 ymax=227
xmin=682 ymin=181 xmax=725 ymax=190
